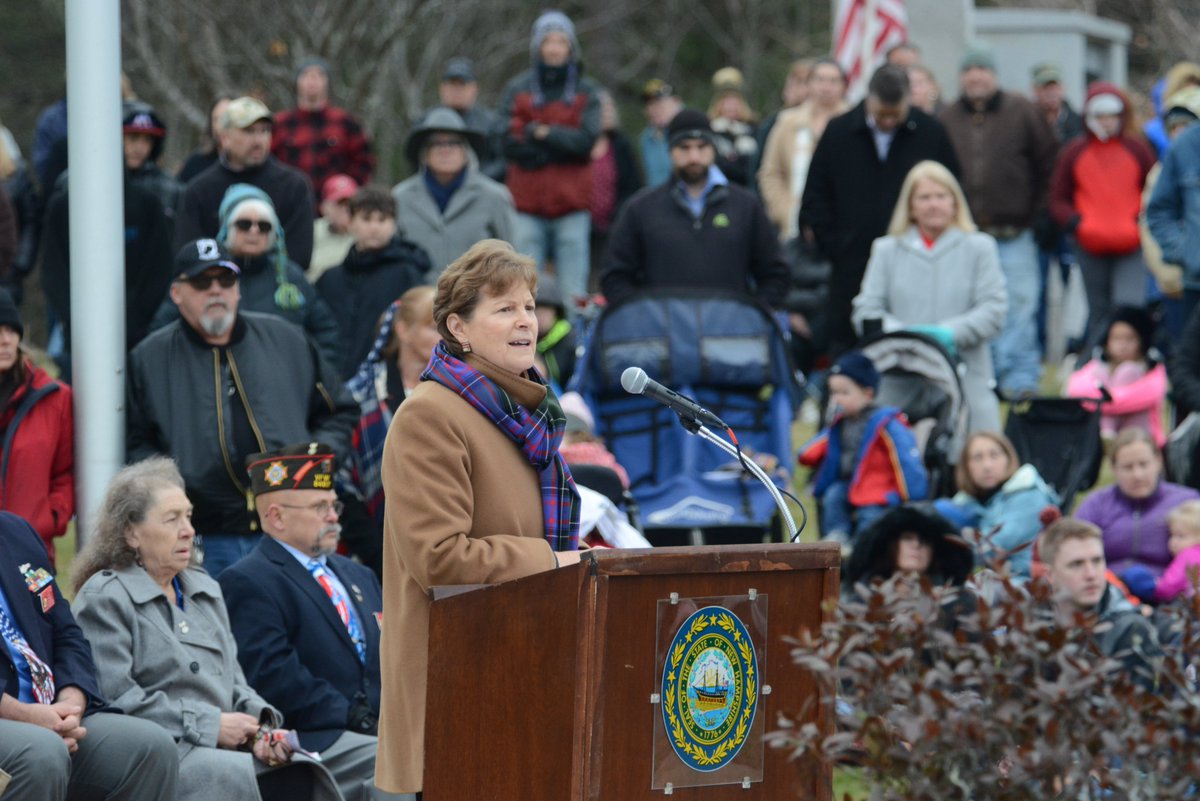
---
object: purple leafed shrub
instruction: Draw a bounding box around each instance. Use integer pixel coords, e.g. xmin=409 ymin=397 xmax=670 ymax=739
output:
xmin=770 ymin=572 xmax=1200 ymax=800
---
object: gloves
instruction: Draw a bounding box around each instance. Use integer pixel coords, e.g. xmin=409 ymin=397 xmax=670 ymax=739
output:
xmin=908 ymin=325 xmax=957 ymax=357
xmin=1118 ymin=565 xmax=1157 ymax=604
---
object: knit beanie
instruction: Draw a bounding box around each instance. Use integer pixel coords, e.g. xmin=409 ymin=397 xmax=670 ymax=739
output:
xmin=830 ymin=350 xmax=880 ymax=392
xmin=960 ymin=41 xmax=996 ymax=72
xmin=295 ymin=57 xmax=332 ymax=84
xmin=216 ymin=183 xmax=304 ymax=312
xmin=0 ymin=289 xmax=23 ymax=338
xmin=666 ymin=108 xmax=714 ymax=147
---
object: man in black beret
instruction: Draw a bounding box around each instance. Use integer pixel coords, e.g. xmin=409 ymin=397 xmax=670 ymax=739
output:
xmin=219 ymin=441 xmax=385 ymax=801
xmin=600 ymin=107 xmax=788 ymax=307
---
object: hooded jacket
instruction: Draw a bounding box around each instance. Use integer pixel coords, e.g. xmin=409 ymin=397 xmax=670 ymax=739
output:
xmin=498 ymin=12 xmax=601 ymax=219
xmin=1049 ymin=83 xmax=1156 ymax=256
xmin=843 ymin=504 xmax=974 ymax=591
xmin=316 ymin=236 xmax=429 ymax=378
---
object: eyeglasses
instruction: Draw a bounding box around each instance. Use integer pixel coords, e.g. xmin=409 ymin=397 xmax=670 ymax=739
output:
xmin=427 ymin=139 xmax=465 ymax=150
xmin=185 ymin=272 xmax=238 ymax=291
xmin=277 ymin=500 xmax=344 ymax=517
xmin=233 ymin=219 xmax=273 ymax=233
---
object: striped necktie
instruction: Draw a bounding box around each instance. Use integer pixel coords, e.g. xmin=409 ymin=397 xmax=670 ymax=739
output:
xmin=0 ymin=597 xmax=55 ymax=703
xmin=306 ymin=560 xmax=367 ymax=663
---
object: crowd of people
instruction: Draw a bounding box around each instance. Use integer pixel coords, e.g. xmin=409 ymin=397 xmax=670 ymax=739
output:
xmin=3 ymin=8 xmax=1200 ymax=798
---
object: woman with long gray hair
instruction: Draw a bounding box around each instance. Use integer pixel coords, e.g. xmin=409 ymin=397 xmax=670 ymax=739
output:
xmin=72 ymin=457 xmax=343 ymax=801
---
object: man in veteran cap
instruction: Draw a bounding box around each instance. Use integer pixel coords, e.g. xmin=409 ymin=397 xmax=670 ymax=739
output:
xmin=219 ymin=442 xmax=389 ymax=801
xmin=126 ymin=240 xmax=358 ymax=578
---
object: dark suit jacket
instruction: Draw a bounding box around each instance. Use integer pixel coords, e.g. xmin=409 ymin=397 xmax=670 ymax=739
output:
xmin=799 ymin=102 xmax=961 ymax=348
xmin=0 ymin=512 xmax=102 ymax=710
xmin=218 ymin=536 xmax=382 ymax=751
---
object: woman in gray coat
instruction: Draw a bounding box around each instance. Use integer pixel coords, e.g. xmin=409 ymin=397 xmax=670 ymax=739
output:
xmin=71 ymin=457 xmax=342 ymax=801
xmin=392 ymin=106 xmax=517 ymax=278
xmin=852 ymin=160 xmax=1008 ymax=433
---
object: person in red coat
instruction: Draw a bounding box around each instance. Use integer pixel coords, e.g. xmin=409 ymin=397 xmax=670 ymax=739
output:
xmin=1048 ymin=82 xmax=1156 ymax=350
xmin=0 ymin=289 xmax=74 ymax=562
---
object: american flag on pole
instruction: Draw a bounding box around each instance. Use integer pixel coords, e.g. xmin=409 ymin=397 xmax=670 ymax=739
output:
xmin=833 ymin=0 xmax=908 ymax=101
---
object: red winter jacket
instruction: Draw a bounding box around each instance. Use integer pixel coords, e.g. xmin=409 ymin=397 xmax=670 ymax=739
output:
xmin=0 ymin=362 xmax=74 ymax=562
xmin=1048 ymin=83 xmax=1155 ymax=256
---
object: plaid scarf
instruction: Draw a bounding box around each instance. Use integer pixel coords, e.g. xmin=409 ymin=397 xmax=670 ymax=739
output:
xmin=422 ymin=342 xmax=580 ymax=551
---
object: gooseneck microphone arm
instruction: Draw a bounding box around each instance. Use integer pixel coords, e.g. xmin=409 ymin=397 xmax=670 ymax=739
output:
xmin=619 ymin=367 xmax=798 ymax=540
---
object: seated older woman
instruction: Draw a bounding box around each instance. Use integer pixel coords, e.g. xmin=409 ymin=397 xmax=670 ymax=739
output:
xmin=71 ymin=457 xmax=343 ymax=801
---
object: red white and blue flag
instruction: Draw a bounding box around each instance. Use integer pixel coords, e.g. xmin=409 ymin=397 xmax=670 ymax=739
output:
xmin=834 ymin=0 xmax=908 ymax=100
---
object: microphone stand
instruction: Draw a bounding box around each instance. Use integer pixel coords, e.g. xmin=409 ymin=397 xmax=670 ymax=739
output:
xmin=676 ymin=414 xmax=799 ymax=542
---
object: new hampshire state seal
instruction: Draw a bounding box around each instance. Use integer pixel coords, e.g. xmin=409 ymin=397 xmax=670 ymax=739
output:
xmin=661 ymin=605 xmax=759 ymax=772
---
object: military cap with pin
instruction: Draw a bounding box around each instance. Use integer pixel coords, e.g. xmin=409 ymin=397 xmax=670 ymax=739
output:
xmin=246 ymin=442 xmax=336 ymax=495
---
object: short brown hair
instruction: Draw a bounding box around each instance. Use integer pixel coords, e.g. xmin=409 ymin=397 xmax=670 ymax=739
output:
xmin=1038 ymin=517 xmax=1102 ymax=568
xmin=434 ymin=239 xmax=537 ymax=354
xmin=955 ymin=431 xmax=1020 ymax=499
xmin=348 ymin=185 xmax=396 ymax=219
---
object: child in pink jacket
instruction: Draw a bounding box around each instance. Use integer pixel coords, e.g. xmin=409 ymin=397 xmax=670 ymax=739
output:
xmin=1065 ymin=306 xmax=1167 ymax=446
xmin=1153 ymin=501 xmax=1200 ymax=603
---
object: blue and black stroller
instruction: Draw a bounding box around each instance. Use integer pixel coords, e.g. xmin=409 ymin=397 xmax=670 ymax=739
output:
xmin=570 ymin=291 xmax=804 ymax=545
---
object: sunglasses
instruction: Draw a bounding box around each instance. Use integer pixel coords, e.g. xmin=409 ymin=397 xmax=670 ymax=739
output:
xmin=233 ymin=219 xmax=273 ymax=233
xmin=185 ymin=272 xmax=238 ymax=290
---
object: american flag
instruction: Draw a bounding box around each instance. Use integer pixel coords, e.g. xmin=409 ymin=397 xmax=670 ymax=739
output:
xmin=833 ymin=0 xmax=908 ymax=100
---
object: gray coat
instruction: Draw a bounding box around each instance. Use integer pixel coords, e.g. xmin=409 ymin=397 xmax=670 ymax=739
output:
xmin=852 ymin=226 xmax=1008 ymax=433
xmin=392 ymin=166 xmax=517 ymax=277
xmin=73 ymin=566 xmax=338 ymax=801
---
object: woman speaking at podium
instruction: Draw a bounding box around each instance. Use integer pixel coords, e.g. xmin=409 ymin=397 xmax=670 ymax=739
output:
xmin=374 ymin=239 xmax=582 ymax=798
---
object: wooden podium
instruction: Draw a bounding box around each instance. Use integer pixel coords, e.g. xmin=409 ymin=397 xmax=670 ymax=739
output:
xmin=424 ymin=543 xmax=839 ymax=800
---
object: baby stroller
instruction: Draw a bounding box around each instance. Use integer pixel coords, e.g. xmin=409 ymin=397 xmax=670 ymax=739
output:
xmin=856 ymin=330 xmax=971 ymax=499
xmin=569 ymin=290 xmax=804 ymax=546
xmin=1002 ymin=391 xmax=1107 ymax=513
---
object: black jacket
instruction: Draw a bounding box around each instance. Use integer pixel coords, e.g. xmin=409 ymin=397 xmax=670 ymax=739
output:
xmin=126 ymin=312 xmax=358 ymax=536
xmin=41 ymin=175 xmax=174 ymax=354
xmin=177 ymin=156 xmax=314 ymax=268
xmin=600 ymin=178 xmax=788 ymax=307
xmin=316 ymin=236 xmax=429 ymax=379
xmin=149 ymin=251 xmax=343 ymax=371
xmin=799 ymin=102 xmax=960 ymax=349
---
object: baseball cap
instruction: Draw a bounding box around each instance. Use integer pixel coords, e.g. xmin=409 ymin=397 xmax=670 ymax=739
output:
xmin=1032 ymin=63 xmax=1062 ymax=87
xmin=321 ymin=174 xmax=359 ymax=204
xmin=443 ymin=57 xmax=476 ymax=82
xmin=221 ymin=97 xmax=272 ymax=130
xmin=174 ymin=239 xmax=240 ymax=281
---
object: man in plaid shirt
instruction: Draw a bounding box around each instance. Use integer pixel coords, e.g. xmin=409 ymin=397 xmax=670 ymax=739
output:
xmin=272 ymin=58 xmax=375 ymax=210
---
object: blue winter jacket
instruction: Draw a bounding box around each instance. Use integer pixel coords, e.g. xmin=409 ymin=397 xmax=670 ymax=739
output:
xmin=935 ymin=463 xmax=1059 ymax=578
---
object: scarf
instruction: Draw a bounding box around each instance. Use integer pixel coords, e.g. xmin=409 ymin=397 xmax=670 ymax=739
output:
xmin=422 ymin=341 xmax=580 ymax=551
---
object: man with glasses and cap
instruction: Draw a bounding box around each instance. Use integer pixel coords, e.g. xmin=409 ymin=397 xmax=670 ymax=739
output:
xmin=219 ymin=441 xmax=388 ymax=801
xmin=177 ymin=97 xmax=316 ymax=268
xmin=638 ymin=78 xmax=683 ymax=187
xmin=126 ymin=239 xmax=358 ymax=578
xmin=600 ymin=108 xmax=787 ymax=307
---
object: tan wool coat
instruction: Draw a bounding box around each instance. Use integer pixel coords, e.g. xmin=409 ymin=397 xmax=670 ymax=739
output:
xmin=374 ymin=354 xmax=559 ymax=794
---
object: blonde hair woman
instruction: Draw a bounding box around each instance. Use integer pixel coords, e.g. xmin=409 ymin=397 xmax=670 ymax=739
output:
xmin=852 ymin=160 xmax=1008 ymax=433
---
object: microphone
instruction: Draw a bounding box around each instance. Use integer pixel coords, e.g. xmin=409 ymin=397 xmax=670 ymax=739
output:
xmin=620 ymin=367 xmax=727 ymax=429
